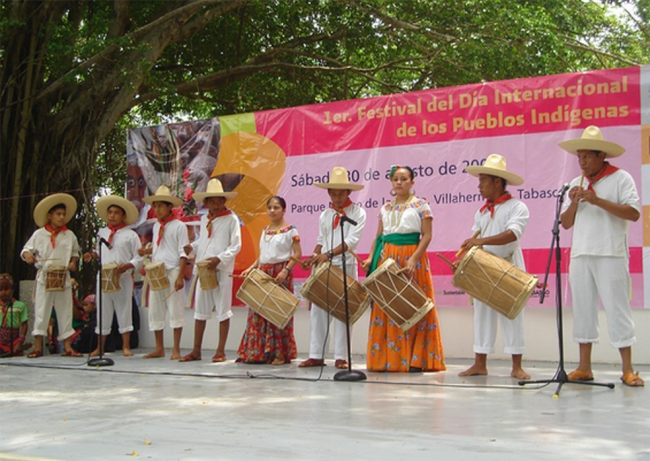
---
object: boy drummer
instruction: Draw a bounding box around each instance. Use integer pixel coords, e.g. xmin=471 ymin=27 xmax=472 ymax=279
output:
xmin=83 ymin=195 xmax=142 ymax=357
xmin=180 ymin=178 xmax=241 ymax=363
xmin=301 ymin=166 xmax=366 ymax=369
xmin=21 ymin=193 xmax=81 ymax=358
xmin=138 ymin=186 xmax=188 ymax=360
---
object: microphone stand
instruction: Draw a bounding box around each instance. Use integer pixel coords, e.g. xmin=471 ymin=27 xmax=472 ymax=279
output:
xmin=519 ymin=186 xmax=613 ymax=396
xmin=333 ymin=215 xmax=366 ymax=382
xmin=89 ymin=238 xmax=114 ymax=367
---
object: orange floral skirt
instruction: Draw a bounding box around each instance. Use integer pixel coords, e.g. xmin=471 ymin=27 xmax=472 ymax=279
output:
xmin=366 ymin=243 xmax=446 ymax=372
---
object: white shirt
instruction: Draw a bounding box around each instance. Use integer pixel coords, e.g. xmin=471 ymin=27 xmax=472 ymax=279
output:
xmin=317 ymin=203 xmax=366 ymax=266
xmin=190 ymin=211 xmax=241 ymax=273
xmin=259 ymin=225 xmax=300 ymax=265
xmin=21 ymin=228 xmax=81 ymax=286
xmin=471 ymin=198 xmax=528 ymax=268
xmin=96 ymin=227 xmax=142 ymax=272
xmin=380 ymin=197 xmax=432 ymax=235
xmin=152 ymin=219 xmax=189 ymax=270
xmin=561 ymin=169 xmax=639 ymax=258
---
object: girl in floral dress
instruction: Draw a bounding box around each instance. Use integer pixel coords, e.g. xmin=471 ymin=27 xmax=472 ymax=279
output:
xmin=362 ymin=166 xmax=446 ymax=372
xmin=237 ymin=196 xmax=302 ymax=365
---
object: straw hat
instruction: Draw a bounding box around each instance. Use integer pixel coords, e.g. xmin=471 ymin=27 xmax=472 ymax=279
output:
xmin=558 ymin=125 xmax=625 ymax=158
xmin=33 ymin=193 xmax=77 ymax=227
xmin=314 ymin=166 xmax=364 ymax=191
xmin=465 ymin=154 xmax=524 ymax=186
xmin=96 ymin=195 xmax=139 ymax=226
xmin=142 ymin=185 xmax=183 ymax=207
xmin=193 ymin=178 xmax=238 ymax=201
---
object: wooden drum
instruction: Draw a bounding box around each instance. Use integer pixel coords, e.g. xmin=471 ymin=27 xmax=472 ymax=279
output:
xmin=236 ymin=269 xmax=300 ymax=329
xmin=145 ymin=262 xmax=169 ymax=291
xmin=101 ymin=263 xmax=121 ymax=293
xmin=452 ymin=246 xmax=537 ymax=320
xmin=362 ymin=259 xmax=434 ymax=332
xmin=300 ymin=262 xmax=370 ymax=326
xmin=196 ymin=260 xmax=218 ymax=290
xmin=45 ymin=266 xmax=67 ymax=292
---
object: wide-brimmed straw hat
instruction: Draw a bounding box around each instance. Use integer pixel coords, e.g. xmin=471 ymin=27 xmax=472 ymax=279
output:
xmin=465 ymin=154 xmax=524 ymax=186
xmin=193 ymin=178 xmax=238 ymax=201
xmin=558 ymin=125 xmax=625 ymax=158
xmin=33 ymin=193 xmax=77 ymax=227
xmin=314 ymin=166 xmax=364 ymax=191
xmin=96 ymin=195 xmax=139 ymax=226
xmin=143 ymin=185 xmax=183 ymax=208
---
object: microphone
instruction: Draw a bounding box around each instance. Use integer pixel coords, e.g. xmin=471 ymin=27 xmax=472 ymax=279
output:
xmin=559 ymin=183 xmax=571 ymax=196
xmin=340 ymin=215 xmax=358 ymax=226
xmin=99 ymin=237 xmax=113 ymax=250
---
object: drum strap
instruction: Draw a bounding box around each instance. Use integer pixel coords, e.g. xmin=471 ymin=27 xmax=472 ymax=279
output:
xmin=185 ymin=274 xmax=198 ymax=309
xmin=368 ymin=233 xmax=420 ymax=275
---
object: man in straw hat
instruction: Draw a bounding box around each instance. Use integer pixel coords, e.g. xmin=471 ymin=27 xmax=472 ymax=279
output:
xmin=21 ymin=193 xmax=81 ymax=358
xmin=83 ymin=195 xmax=142 ymax=357
xmin=559 ymin=125 xmax=643 ymax=387
xmin=138 ymin=185 xmax=189 ymax=360
xmin=300 ymin=166 xmax=366 ymax=369
xmin=180 ymin=178 xmax=241 ymax=363
xmin=458 ymin=154 xmax=531 ymax=380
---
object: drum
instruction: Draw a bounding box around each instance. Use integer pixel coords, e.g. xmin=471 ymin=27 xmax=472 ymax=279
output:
xmin=196 ymin=260 xmax=218 ymax=290
xmin=452 ymin=246 xmax=537 ymax=320
xmin=45 ymin=266 xmax=67 ymax=292
xmin=145 ymin=262 xmax=169 ymax=291
xmin=236 ymin=269 xmax=300 ymax=329
xmin=101 ymin=263 xmax=121 ymax=293
xmin=362 ymin=259 xmax=434 ymax=332
xmin=300 ymin=262 xmax=371 ymax=326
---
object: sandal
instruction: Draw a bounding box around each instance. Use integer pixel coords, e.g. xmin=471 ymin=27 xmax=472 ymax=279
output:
xmin=62 ymin=349 xmax=83 ymax=357
xmin=27 ymin=350 xmax=43 ymax=359
xmin=620 ymin=372 xmax=644 ymax=387
xmin=211 ymin=353 xmax=226 ymax=363
xmin=567 ymin=370 xmax=594 ymax=381
xmin=299 ymin=358 xmax=325 ymax=368
xmin=179 ymin=353 xmax=202 ymax=362
xmin=271 ymin=356 xmax=286 ymax=366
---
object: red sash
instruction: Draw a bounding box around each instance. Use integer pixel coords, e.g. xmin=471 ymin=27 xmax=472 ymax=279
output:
xmin=330 ymin=199 xmax=353 ymax=229
xmin=480 ymin=193 xmax=512 ymax=218
xmin=44 ymin=224 xmax=68 ymax=248
xmin=206 ymin=208 xmax=232 ymax=238
xmin=586 ymin=162 xmax=619 ymax=192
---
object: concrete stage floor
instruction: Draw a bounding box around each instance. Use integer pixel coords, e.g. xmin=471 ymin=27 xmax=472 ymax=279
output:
xmin=1 ymin=351 xmax=648 ymax=461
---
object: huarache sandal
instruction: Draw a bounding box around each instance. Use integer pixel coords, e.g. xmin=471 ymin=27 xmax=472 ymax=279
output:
xmin=620 ymin=372 xmax=644 ymax=387
xmin=27 ymin=350 xmax=43 ymax=359
xmin=62 ymin=349 xmax=82 ymax=357
xmin=179 ymin=353 xmax=202 ymax=362
xmin=299 ymin=358 xmax=325 ymax=368
xmin=567 ymin=370 xmax=594 ymax=381
xmin=211 ymin=353 xmax=227 ymax=363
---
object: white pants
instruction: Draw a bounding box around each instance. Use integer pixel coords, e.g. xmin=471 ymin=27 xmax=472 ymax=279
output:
xmin=193 ymin=270 xmax=233 ymax=322
xmin=33 ymin=283 xmax=75 ymax=340
xmin=96 ymin=272 xmax=134 ymax=335
xmin=148 ymin=267 xmax=185 ymax=331
xmin=472 ymin=300 xmax=525 ymax=355
xmin=569 ymin=256 xmax=636 ymax=348
xmin=308 ymin=261 xmax=357 ymax=360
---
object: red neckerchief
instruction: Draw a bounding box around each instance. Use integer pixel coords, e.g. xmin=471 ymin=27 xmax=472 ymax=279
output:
xmin=107 ymin=224 xmax=126 ymax=245
xmin=44 ymin=224 xmax=68 ymax=248
xmin=156 ymin=215 xmax=177 ymax=246
xmin=480 ymin=193 xmax=512 ymax=218
xmin=330 ymin=199 xmax=353 ymax=229
xmin=586 ymin=162 xmax=619 ymax=192
xmin=206 ymin=208 xmax=232 ymax=238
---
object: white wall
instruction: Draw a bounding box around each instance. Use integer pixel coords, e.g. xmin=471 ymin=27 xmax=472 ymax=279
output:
xmin=138 ymin=304 xmax=650 ymax=365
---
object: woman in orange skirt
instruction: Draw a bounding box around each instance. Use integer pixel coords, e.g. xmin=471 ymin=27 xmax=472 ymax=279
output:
xmin=362 ymin=165 xmax=445 ymax=372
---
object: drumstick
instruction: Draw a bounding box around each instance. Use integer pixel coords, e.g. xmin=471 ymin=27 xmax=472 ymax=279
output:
xmin=163 ymin=288 xmax=179 ymax=302
xmin=345 ymin=248 xmax=366 ymax=266
xmin=455 ymin=230 xmax=481 ymax=258
xmin=229 ymin=274 xmax=246 ymax=279
xmin=290 ymin=256 xmax=309 ymax=268
xmin=436 ymin=253 xmax=455 ymax=271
